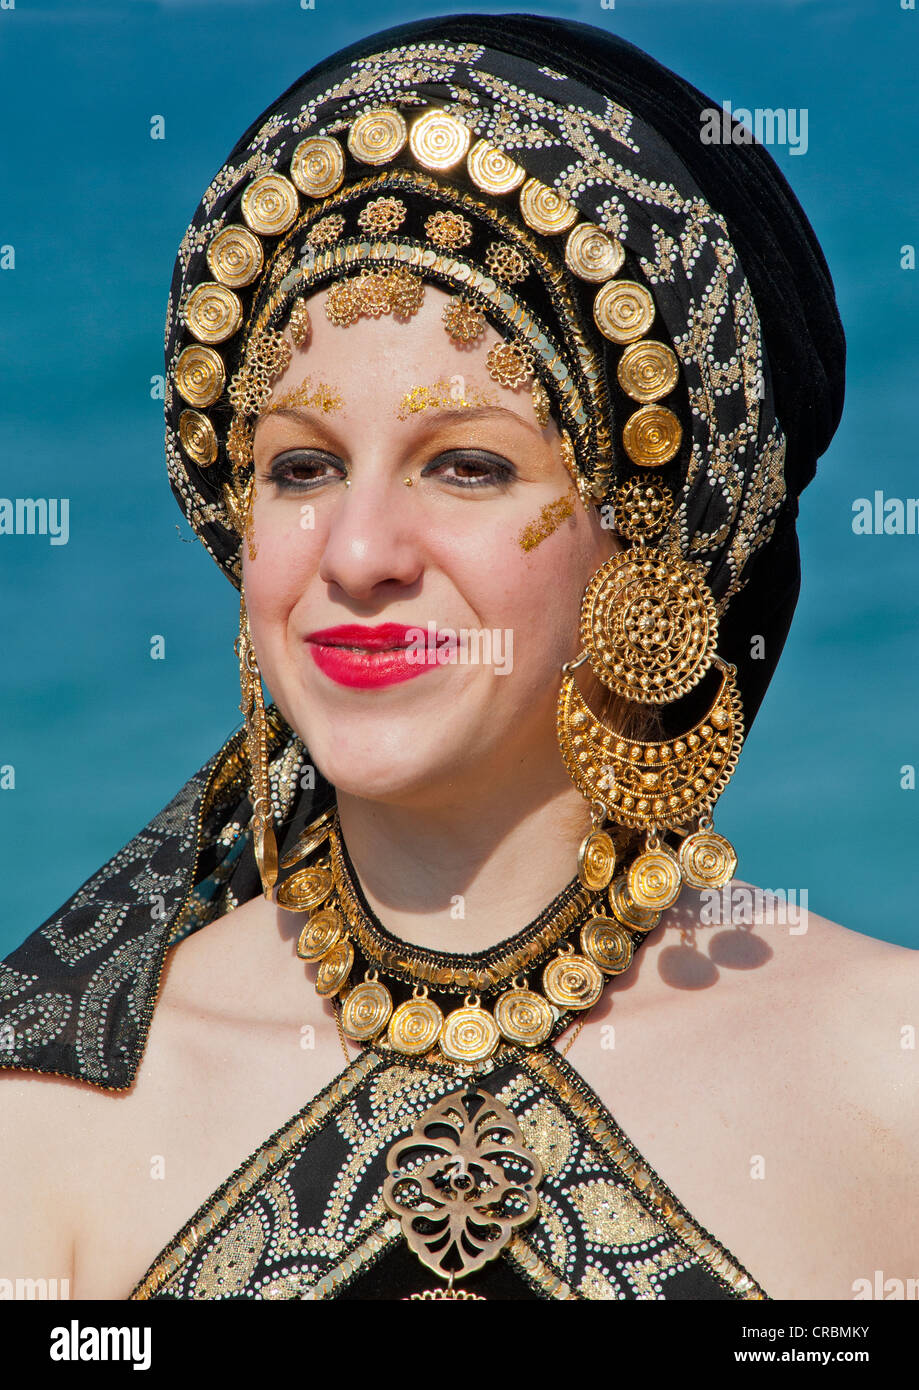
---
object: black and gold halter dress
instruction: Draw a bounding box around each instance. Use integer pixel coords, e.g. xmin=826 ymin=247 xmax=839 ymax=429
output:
xmin=0 ymin=719 xmax=766 ymax=1302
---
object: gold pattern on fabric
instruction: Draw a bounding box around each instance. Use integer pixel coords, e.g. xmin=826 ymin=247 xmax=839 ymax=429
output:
xmin=570 ymin=1179 xmax=663 ymax=1246
xmin=191 ymin=1209 xmax=266 ymax=1298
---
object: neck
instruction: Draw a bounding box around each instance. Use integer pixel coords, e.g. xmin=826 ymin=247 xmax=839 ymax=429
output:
xmin=334 ymin=771 xmax=595 ymax=954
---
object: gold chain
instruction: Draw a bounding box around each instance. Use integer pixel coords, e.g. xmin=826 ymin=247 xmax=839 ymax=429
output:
xmin=334 ymin=998 xmax=352 ymax=1066
xmin=558 ymin=1003 xmax=597 ymax=1058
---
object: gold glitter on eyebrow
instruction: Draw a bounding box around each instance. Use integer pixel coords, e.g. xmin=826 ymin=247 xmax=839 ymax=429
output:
xmin=517 ymin=491 xmax=576 ymax=552
xmin=397 ymin=380 xmax=499 ymax=420
xmin=260 ymin=377 xmax=344 ymax=417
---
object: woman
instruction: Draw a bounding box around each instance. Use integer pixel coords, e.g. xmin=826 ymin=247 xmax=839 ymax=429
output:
xmin=1 ymin=14 xmax=915 ymax=1302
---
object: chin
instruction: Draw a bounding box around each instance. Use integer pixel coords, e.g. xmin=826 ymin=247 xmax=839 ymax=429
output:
xmin=275 ymin=689 xmax=479 ymax=805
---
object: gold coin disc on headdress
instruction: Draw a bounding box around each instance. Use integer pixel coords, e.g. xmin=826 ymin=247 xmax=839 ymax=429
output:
xmin=623 ymin=405 xmax=683 ymax=467
xmin=178 ymin=410 xmax=218 ymax=467
xmin=184 ymin=283 xmax=243 ymax=344
xmin=466 ymin=138 xmax=526 ymax=194
xmin=315 ymin=938 xmax=354 ymax=997
xmin=542 ymin=952 xmax=604 ymax=1010
xmin=493 ymin=988 xmax=555 ymax=1047
xmin=348 ymin=108 xmax=408 ymax=165
xmin=617 ymin=341 xmax=680 ymax=403
xmin=387 ymin=995 xmax=444 ymax=1055
xmin=206 ymin=225 xmax=264 ymax=288
xmin=340 ymin=976 xmax=394 ymax=1040
xmin=580 ymin=917 xmax=634 ymax=975
xmin=678 ymin=830 xmax=737 ymax=889
xmin=241 ymin=173 xmax=300 ymax=236
xmin=518 ymin=177 xmax=579 ymax=235
xmin=627 ymin=846 xmax=682 ymax=910
xmin=440 ymin=1004 xmax=500 ymax=1063
xmin=564 ymin=223 xmax=625 ymax=282
xmin=592 ymin=279 xmax=656 ymax=344
xmin=608 ymin=877 xmax=662 ymax=933
xmin=409 ymin=108 xmax=471 ymax=171
xmin=290 ymin=135 xmax=345 ymax=196
xmin=276 ymin=865 xmax=334 ymax=912
xmin=579 ymin=549 xmax=718 ymax=703
xmin=577 ymin=829 xmax=617 ymax=890
xmin=175 ymin=344 xmax=226 ymax=407
xmin=296 ymin=907 xmax=343 ymax=962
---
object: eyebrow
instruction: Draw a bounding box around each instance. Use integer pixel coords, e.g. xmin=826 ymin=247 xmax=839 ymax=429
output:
xmin=257 ymin=403 xmax=543 ymax=435
xmin=396 ymin=405 xmax=543 ymax=436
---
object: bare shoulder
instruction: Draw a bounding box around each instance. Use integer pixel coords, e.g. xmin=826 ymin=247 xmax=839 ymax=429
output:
xmin=715 ymin=879 xmax=919 ymax=1145
xmin=0 ymin=1066 xmax=101 ymax=1290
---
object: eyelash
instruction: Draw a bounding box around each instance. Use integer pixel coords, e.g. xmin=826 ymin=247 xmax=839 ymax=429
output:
xmin=266 ymin=449 xmax=516 ymax=492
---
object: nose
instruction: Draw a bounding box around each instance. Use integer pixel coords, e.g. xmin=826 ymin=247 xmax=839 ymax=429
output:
xmin=317 ymin=465 xmax=424 ymax=601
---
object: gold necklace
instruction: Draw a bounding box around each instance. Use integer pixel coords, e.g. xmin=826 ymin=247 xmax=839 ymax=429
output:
xmin=277 ymin=809 xmax=658 ymax=1064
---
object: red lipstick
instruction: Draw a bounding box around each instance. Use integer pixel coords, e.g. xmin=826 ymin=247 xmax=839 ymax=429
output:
xmin=304 ymin=622 xmax=451 ymax=689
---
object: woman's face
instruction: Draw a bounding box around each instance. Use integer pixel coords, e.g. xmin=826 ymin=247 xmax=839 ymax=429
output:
xmin=245 ymin=282 xmax=617 ymax=809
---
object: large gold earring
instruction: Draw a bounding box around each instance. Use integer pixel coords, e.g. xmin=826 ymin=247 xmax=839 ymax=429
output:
xmin=236 ymin=588 xmax=278 ymax=900
xmin=556 ymin=473 xmax=743 ymax=913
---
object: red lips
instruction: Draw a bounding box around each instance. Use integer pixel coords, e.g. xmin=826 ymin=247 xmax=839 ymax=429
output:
xmin=304 ymin=623 xmax=446 ymax=688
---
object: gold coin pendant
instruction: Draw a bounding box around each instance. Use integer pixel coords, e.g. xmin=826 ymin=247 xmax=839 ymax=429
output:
xmin=315 ymin=938 xmax=354 ymax=997
xmin=276 ymin=865 xmax=334 ymax=912
xmin=608 ymin=877 xmax=661 ymax=933
xmin=626 ymin=847 xmax=682 ymax=910
xmin=439 ymin=1005 xmax=500 ymax=1063
xmin=542 ymin=953 xmax=604 ymax=1010
xmin=340 ymin=978 xmax=393 ymax=1040
xmin=580 ymin=917 xmax=634 ymax=975
xmin=577 ymin=828 xmax=617 ymax=890
xmin=493 ymin=988 xmax=554 ymax=1047
xmin=678 ymin=831 xmax=737 ymax=889
xmin=387 ymin=997 xmax=444 ymax=1056
xmin=296 ymin=907 xmax=342 ymax=962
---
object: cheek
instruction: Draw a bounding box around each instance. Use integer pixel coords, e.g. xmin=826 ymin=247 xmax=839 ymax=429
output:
xmin=243 ymin=495 xmax=322 ymax=655
xmin=460 ymin=511 xmax=599 ymax=673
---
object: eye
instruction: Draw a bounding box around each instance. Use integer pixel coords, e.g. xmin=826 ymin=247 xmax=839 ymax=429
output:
xmin=422 ymin=449 xmax=516 ymax=490
xmin=266 ymin=450 xmax=345 ymax=491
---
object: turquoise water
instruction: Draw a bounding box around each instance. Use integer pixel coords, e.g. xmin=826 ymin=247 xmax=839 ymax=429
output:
xmin=1 ymin=0 xmax=917 ymax=955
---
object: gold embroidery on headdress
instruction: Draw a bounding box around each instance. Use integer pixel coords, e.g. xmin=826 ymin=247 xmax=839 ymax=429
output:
xmin=288 ymin=298 xmax=311 ymax=348
xmin=486 ymin=342 xmax=533 ymax=389
xmin=442 ymin=296 xmax=485 ymax=343
xmin=357 ymin=196 xmax=407 ymax=235
xmin=485 ymin=241 xmax=529 ymax=284
xmin=424 ymin=209 xmax=473 ymax=251
xmin=305 ymin=213 xmax=345 ymax=248
xmin=325 ymin=266 xmax=425 ymax=326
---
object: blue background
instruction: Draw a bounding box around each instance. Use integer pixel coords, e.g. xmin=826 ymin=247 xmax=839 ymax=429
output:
xmin=1 ymin=0 xmax=917 ymax=956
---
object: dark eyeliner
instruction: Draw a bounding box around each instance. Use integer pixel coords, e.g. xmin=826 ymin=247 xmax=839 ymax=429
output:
xmin=268 ymin=450 xmax=344 ymax=489
xmin=422 ymin=449 xmax=516 ymax=489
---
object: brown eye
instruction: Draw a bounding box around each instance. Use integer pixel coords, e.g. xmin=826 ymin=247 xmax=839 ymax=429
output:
xmin=422 ymin=449 xmax=516 ymax=490
xmin=268 ymin=451 xmax=344 ymax=490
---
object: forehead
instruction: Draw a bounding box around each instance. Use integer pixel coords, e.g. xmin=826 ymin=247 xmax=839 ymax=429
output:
xmin=265 ymin=281 xmax=530 ymax=421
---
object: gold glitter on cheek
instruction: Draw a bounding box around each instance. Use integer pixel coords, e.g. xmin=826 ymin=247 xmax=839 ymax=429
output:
xmin=260 ymin=377 xmax=344 ymax=417
xmin=517 ymin=491 xmax=576 ymax=553
xmin=397 ymin=379 xmax=498 ymax=420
